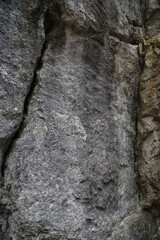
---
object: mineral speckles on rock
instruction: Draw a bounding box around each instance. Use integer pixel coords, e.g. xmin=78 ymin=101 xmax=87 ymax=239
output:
xmin=0 ymin=0 xmax=160 ymax=240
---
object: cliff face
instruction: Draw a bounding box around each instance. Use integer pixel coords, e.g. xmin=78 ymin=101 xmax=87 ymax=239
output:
xmin=0 ymin=1 xmax=160 ymax=239
xmin=136 ymin=0 xmax=160 ymax=209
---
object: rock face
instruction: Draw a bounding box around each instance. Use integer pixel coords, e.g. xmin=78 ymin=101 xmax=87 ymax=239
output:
xmin=136 ymin=0 xmax=160 ymax=209
xmin=0 ymin=0 xmax=160 ymax=239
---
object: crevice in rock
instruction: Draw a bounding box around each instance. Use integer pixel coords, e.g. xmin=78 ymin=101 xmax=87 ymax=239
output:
xmin=136 ymin=1 xmax=160 ymax=210
xmin=1 ymin=47 xmax=46 ymax=182
xmin=1 ymin=6 xmax=57 ymax=181
xmin=108 ymin=28 xmax=139 ymax=45
xmin=134 ymin=0 xmax=148 ymax=204
xmin=0 ymin=5 xmax=59 ymax=237
xmin=125 ymin=15 xmax=143 ymax=28
xmin=134 ymin=48 xmax=145 ymax=203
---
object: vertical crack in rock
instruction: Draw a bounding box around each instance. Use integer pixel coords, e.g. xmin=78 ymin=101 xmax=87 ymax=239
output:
xmin=134 ymin=0 xmax=147 ymax=205
xmin=23 ymin=43 xmax=48 ymax=117
xmin=135 ymin=0 xmax=147 ymax=205
xmin=136 ymin=0 xmax=160 ymax=209
xmin=134 ymin=47 xmax=144 ymax=203
xmin=1 ymin=37 xmax=46 ymax=182
xmin=1 ymin=6 xmax=56 ymax=182
xmin=0 ymin=4 xmax=62 ymax=238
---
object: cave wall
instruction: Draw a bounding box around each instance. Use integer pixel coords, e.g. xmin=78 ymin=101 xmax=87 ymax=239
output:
xmin=0 ymin=0 xmax=160 ymax=239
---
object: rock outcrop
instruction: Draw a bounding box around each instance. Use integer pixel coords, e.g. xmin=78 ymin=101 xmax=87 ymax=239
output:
xmin=0 ymin=0 xmax=160 ymax=239
xmin=136 ymin=0 xmax=160 ymax=209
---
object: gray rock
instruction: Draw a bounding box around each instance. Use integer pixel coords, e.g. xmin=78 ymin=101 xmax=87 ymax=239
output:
xmin=0 ymin=0 xmax=160 ymax=239
xmin=0 ymin=0 xmax=45 ymax=179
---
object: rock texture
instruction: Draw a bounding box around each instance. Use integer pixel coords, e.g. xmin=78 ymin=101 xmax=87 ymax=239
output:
xmin=0 ymin=0 xmax=160 ymax=239
xmin=136 ymin=0 xmax=160 ymax=209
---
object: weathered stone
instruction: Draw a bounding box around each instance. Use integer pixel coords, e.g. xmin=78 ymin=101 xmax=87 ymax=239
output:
xmin=0 ymin=0 xmax=45 ymax=179
xmin=136 ymin=0 xmax=160 ymax=209
xmin=0 ymin=0 xmax=160 ymax=239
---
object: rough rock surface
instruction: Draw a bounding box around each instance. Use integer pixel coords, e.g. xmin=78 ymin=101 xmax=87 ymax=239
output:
xmin=0 ymin=0 xmax=160 ymax=239
xmin=136 ymin=0 xmax=160 ymax=209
